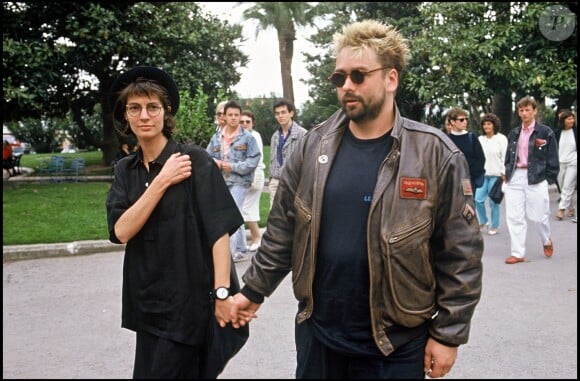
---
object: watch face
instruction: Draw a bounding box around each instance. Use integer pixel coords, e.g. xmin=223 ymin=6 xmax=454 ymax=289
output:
xmin=216 ymin=287 xmax=229 ymax=299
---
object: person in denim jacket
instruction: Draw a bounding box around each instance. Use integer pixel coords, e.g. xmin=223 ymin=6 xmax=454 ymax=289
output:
xmin=503 ymin=95 xmax=559 ymax=264
xmin=207 ymin=100 xmax=260 ymax=262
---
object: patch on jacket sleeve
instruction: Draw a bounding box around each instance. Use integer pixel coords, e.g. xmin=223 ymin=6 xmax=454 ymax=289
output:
xmin=462 ymin=179 xmax=473 ymax=196
xmin=463 ymin=203 xmax=476 ymax=222
xmin=400 ymin=177 xmax=427 ymax=199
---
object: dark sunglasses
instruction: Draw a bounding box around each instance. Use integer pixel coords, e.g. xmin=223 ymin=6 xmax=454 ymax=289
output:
xmin=455 ymin=117 xmax=469 ymax=122
xmin=240 ymin=120 xmax=252 ymax=124
xmin=328 ymin=66 xmax=390 ymax=87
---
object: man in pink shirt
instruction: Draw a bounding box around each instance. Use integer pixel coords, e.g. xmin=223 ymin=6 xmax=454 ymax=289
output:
xmin=503 ymin=96 xmax=559 ymax=264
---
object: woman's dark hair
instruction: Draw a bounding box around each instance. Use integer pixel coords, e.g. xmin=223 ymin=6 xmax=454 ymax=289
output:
xmin=241 ymin=110 xmax=256 ymax=124
xmin=558 ymin=110 xmax=576 ymax=128
xmin=480 ymin=113 xmax=501 ymax=134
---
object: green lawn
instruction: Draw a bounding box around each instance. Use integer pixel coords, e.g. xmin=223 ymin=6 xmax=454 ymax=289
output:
xmin=4 ymin=147 xmax=272 ymax=245
xmin=3 ymin=182 xmax=112 ymax=245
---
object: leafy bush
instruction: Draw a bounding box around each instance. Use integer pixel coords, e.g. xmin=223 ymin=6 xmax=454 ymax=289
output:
xmin=174 ymin=86 xmax=215 ymax=147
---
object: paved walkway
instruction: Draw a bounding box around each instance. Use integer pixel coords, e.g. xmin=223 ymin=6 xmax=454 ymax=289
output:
xmin=3 ymin=186 xmax=577 ymax=379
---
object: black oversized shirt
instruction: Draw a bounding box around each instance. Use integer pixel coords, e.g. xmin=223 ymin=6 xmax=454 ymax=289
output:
xmin=106 ymin=139 xmax=243 ymax=346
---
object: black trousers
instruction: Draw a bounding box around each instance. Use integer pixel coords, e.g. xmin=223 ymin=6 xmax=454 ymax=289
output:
xmin=133 ymin=330 xmax=202 ymax=379
xmin=295 ymin=320 xmax=428 ymax=379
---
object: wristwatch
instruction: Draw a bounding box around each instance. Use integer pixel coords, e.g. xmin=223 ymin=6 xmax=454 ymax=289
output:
xmin=214 ymin=286 xmax=230 ymax=300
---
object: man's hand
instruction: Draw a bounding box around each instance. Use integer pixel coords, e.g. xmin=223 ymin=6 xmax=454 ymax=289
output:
xmin=230 ymin=293 xmax=260 ymax=329
xmin=424 ymin=338 xmax=457 ymax=378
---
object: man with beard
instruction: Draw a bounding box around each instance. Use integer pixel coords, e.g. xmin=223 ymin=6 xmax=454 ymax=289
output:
xmin=230 ymin=20 xmax=483 ymax=379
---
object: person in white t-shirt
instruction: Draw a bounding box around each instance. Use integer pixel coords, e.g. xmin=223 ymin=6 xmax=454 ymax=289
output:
xmin=474 ymin=113 xmax=508 ymax=235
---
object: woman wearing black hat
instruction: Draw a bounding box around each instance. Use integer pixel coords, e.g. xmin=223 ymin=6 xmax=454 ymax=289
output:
xmin=106 ymin=66 xmax=250 ymax=378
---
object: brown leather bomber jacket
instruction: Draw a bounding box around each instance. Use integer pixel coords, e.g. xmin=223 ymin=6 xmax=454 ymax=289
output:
xmin=241 ymin=106 xmax=483 ymax=356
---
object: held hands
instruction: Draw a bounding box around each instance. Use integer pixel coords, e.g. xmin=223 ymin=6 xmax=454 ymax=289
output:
xmin=215 ymin=294 xmax=259 ymax=328
xmin=229 ymin=293 xmax=260 ymax=329
xmin=424 ymin=338 xmax=457 ymax=378
xmin=159 ymin=153 xmax=191 ymax=185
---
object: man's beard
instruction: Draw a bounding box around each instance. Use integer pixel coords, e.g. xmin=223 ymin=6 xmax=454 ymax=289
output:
xmin=341 ymin=91 xmax=386 ymax=123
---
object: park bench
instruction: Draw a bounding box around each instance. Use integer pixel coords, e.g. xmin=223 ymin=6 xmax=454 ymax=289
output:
xmin=63 ymin=157 xmax=86 ymax=182
xmin=38 ymin=155 xmax=65 ymax=182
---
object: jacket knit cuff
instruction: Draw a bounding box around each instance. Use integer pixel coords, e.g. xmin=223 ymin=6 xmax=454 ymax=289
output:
xmin=431 ymin=336 xmax=460 ymax=348
xmin=241 ymin=285 xmax=265 ymax=304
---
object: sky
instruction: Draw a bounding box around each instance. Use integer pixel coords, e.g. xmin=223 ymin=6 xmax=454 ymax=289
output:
xmin=198 ymin=2 xmax=317 ymax=109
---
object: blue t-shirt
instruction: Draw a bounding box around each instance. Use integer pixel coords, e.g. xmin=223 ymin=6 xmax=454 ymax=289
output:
xmin=311 ymin=126 xmax=392 ymax=357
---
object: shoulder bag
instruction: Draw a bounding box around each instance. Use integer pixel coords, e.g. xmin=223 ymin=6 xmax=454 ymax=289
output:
xmin=201 ymin=260 xmax=249 ymax=379
xmin=489 ymin=177 xmax=504 ymax=204
xmin=179 ymin=143 xmax=249 ymax=379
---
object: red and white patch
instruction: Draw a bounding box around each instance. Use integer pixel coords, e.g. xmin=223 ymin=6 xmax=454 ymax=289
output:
xmin=400 ymin=177 xmax=427 ymax=199
xmin=462 ymin=179 xmax=473 ymax=196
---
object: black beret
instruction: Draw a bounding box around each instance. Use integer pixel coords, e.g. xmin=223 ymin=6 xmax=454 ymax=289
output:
xmin=108 ymin=66 xmax=180 ymax=124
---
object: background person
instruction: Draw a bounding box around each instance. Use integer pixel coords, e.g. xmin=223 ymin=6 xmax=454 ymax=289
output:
xmin=106 ymin=66 xmax=245 ymax=378
xmin=111 ymin=141 xmax=132 ymax=169
xmin=554 ymin=110 xmax=577 ymax=221
xmin=231 ymin=19 xmax=483 ymax=379
xmin=206 ymin=100 xmax=260 ymax=263
xmin=268 ymin=98 xmax=307 ymax=209
xmin=3 ymin=140 xmax=14 ymax=176
xmin=474 ymin=113 xmax=508 ymax=235
xmin=503 ymin=95 xmax=559 ymax=264
xmin=240 ymin=110 xmax=265 ymax=252
xmin=447 ymin=107 xmax=486 ymax=196
xmin=215 ymin=100 xmax=227 ymax=132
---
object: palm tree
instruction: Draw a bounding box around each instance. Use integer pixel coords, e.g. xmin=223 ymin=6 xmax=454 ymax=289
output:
xmin=241 ymin=2 xmax=313 ymax=104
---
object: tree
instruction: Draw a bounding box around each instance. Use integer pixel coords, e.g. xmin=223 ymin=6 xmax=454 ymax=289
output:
xmin=3 ymin=2 xmax=248 ymax=164
xmin=407 ymin=2 xmax=577 ymax=132
xmin=300 ymin=3 xmax=576 ymax=133
xmin=241 ymin=2 xmax=315 ymax=105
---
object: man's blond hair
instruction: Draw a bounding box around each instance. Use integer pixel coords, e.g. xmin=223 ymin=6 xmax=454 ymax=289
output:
xmin=332 ymin=19 xmax=410 ymax=73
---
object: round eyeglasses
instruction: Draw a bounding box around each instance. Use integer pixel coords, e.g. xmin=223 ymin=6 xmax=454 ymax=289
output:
xmin=328 ymin=66 xmax=390 ymax=87
xmin=126 ymin=104 xmax=163 ymax=117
